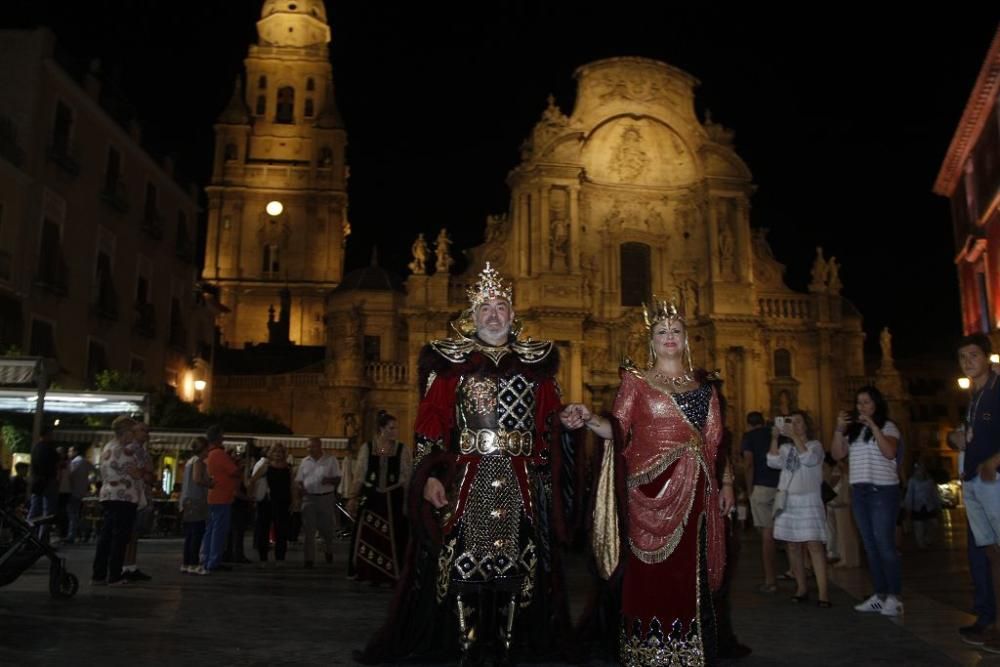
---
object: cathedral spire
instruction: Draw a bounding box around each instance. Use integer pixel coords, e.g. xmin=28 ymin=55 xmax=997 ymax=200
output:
xmin=217 ymin=76 xmax=250 ymax=125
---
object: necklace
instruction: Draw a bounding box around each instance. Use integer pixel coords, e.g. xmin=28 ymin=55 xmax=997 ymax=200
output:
xmin=650 ymin=368 xmax=695 ymax=388
xmin=374 ymin=440 xmax=394 ymax=456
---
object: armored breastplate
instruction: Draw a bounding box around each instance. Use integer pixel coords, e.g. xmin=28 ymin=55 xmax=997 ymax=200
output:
xmin=456 ymin=372 xmax=538 ymax=432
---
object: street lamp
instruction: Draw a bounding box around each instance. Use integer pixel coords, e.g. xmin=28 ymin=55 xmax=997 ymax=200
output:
xmin=266 ymin=200 xmax=283 ymax=217
xmin=193 ymin=379 xmax=207 ymax=410
xmin=958 ymin=377 xmax=971 ymax=390
xmin=991 ymin=354 xmax=999 ymax=365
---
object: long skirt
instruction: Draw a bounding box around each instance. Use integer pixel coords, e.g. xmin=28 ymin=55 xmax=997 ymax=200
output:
xmin=350 ymin=485 xmax=407 ymax=584
xmin=620 ymin=472 xmax=715 ymax=667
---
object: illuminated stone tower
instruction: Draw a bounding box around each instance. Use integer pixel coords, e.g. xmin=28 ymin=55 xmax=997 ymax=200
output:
xmin=204 ymin=0 xmax=348 ymax=346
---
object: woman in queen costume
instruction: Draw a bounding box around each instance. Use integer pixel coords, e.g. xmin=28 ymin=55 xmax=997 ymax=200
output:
xmin=562 ymin=299 xmax=734 ymax=667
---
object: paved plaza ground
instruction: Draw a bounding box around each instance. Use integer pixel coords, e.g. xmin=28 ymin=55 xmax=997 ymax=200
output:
xmin=0 ymin=508 xmax=997 ymax=666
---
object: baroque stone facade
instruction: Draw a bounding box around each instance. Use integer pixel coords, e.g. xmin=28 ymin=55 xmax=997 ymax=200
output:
xmin=214 ymin=56 xmax=870 ymax=446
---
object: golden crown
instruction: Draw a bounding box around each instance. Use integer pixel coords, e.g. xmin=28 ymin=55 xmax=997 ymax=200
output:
xmin=466 ymin=262 xmax=513 ymax=310
xmin=642 ymin=298 xmax=683 ymax=329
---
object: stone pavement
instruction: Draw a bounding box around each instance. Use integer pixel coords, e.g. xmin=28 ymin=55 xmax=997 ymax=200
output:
xmin=0 ymin=509 xmax=997 ymax=666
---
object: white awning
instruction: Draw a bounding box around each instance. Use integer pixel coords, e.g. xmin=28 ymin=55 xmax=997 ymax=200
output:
xmin=54 ymin=429 xmax=349 ymax=453
xmin=0 ymin=389 xmax=148 ymax=415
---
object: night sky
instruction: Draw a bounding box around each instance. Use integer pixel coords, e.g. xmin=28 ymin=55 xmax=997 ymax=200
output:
xmin=6 ymin=3 xmax=1000 ymax=362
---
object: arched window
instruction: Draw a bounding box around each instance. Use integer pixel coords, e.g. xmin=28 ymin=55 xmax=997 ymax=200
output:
xmin=262 ymin=244 xmax=280 ymax=276
xmin=304 ymin=99 xmax=314 ymax=117
xmin=620 ymin=242 xmax=651 ymax=307
xmin=258 ymin=75 xmax=267 ymax=89
xmin=255 ymin=96 xmax=266 ymax=116
xmin=306 ymin=77 xmax=315 ymax=92
xmin=318 ymin=146 xmax=333 ymax=167
xmin=275 ymin=87 xmax=295 ymax=124
xmin=774 ymin=348 xmax=792 ymax=377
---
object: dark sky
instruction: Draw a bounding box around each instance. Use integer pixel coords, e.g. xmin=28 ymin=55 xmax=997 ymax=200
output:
xmin=6 ymin=3 xmax=1000 ymax=362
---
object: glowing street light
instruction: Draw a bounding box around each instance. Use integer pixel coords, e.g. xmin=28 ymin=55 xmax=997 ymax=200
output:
xmin=194 ymin=380 xmax=207 ymax=392
xmin=991 ymin=354 xmax=999 ymax=365
xmin=958 ymin=377 xmax=971 ymax=390
xmin=266 ymin=200 xmax=284 ymax=217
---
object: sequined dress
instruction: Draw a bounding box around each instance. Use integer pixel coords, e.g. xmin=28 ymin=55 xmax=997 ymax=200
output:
xmin=612 ymin=368 xmax=725 ymax=667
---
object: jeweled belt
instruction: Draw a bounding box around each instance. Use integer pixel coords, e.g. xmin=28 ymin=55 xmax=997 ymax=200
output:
xmin=458 ymin=428 xmax=533 ymax=456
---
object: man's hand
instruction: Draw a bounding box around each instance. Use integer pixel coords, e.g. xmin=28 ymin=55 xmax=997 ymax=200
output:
xmin=719 ymin=484 xmax=735 ymax=516
xmin=423 ymin=478 xmax=448 ymax=508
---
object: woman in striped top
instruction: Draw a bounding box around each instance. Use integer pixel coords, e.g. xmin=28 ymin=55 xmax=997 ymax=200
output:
xmin=831 ymin=385 xmax=903 ymax=617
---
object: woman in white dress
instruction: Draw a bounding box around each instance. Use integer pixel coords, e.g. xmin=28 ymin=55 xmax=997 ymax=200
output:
xmin=768 ymin=410 xmax=830 ymax=607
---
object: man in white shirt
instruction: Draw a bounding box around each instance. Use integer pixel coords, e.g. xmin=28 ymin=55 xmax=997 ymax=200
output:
xmin=66 ymin=445 xmax=94 ymax=544
xmin=295 ymin=437 xmax=340 ymax=568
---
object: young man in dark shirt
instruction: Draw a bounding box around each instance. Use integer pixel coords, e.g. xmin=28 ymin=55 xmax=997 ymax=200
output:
xmin=957 ymin=333 xmax=1000 ymax=651
xmin=741 ymin=411 xmax=781 ymax=592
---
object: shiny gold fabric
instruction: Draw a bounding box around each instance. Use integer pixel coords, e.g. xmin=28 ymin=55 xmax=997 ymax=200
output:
xmin=592 ymin=439 xmax=620 ymax=580
xmin=613 ymin=367 xmax=725 ymax=590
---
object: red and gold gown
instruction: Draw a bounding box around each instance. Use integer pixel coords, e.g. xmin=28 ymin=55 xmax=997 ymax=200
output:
xmin=596 ymin=365 xmax=725 ymax=667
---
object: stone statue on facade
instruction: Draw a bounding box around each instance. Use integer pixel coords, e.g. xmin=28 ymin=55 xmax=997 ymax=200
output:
xmin=809 ymin=246 xmax=829 ymax=292
xmin=880 ymin=327 xmax=893 ymax=363
xmin=435 ymin=228 xmax=454 ymax=273
xmin=718 ymin=220 xmax=735 ymax=277
xmin=408 ymin=233 xmax=428 ymax=275
xmin=827 ymin=257 xmax=842 ymax=294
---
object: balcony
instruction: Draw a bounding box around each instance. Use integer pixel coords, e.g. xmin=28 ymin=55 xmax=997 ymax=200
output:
xmin=758 ymin=295 xmax=812 ymax=320
xmin=92 ymin=284 xmax=119 ymax=322
xmin=46 ymin=145 xmax=79 ymax=176
xmin=141 ymin=210 xmax=164 ymax=240
xmin=134 ymin=302 xmax=156 ymax=339
xmin=366 ymin=361 xmax=409 ymax=385
xmin=34 ymin=255 xmax=69 ymax=296
xmin=100 ymin=180 xmax=129 ymax=213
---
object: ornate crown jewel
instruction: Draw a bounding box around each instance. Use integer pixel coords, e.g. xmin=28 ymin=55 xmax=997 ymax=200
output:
xmin=467 ymin=262 xmax=513 ymax=310
xmin=642 ymin=298 xmax=683 ymax=329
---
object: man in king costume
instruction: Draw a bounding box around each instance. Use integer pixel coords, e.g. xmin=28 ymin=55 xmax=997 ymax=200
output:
xmin=358 ymin=263 xmax=578 ymax=667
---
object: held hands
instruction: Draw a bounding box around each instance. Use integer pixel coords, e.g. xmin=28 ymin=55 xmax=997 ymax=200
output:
xmin=423 ymin=477 xmax=448 ymax=508
xmin=560 ymin=404 xmax=593 ymax=430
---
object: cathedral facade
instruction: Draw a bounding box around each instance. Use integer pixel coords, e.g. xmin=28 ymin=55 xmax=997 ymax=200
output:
xmin=211 ymin=37 xmax=868 ymax=446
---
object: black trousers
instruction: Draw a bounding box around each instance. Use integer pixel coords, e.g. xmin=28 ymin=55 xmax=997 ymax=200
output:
xmin=254 ymin=498 xmax=290 ymax=561
xmin=92 ymin=501 xmax=137 ymax=582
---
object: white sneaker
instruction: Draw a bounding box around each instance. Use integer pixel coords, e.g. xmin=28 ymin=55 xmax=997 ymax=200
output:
xmin=880 ymin=595 xmax=903 ymax=616
xmin=179 ymin=566 xmax=191 ymax=574
xmin=854 ymin=594 xmax=884 ymax=613
xmin=191 ymin=566 xmax=210 ymax=576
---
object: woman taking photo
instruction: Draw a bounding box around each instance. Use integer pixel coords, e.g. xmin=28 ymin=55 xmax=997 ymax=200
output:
xmin=561 ymin=299 xmax=734 ymax=665
xmin=767 ymin=411 xmax=829 ymax=606
xmin=831 ymin=385 xmax=903 ymax=616
xmin=346 ymin=410 xmax=411 ymax=584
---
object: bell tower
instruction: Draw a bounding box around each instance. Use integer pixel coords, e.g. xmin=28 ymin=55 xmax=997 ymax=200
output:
xmin=204 ymin=0 xmax=348 ymax=347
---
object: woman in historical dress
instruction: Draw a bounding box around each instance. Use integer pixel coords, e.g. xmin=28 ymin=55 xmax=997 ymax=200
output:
xmin=562 ymin=300 xmax=734 ymax=666
xmin=346 ymin=410 xmax=411 ymax=584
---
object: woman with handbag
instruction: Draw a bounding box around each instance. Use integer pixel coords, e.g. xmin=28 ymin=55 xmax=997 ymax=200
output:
xmin=767 ymin=411 xmax=830 ymax=607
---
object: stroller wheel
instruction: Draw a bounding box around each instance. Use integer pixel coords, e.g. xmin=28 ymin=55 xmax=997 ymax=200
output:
xmin=50 ymin=572 xmax=79 ymax=599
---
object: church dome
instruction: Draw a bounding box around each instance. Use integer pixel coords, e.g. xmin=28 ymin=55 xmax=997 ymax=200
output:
xmin=257 ymin=0 xmax=331 ymax=47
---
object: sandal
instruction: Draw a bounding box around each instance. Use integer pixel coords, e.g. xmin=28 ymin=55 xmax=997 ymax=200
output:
xmin=757 ymin=583 xmax=778 ymax=594
xmin=791 ymin=593 xmax=809 ymax=603
xmin=817 ymin=600 xmax=832 ymax=608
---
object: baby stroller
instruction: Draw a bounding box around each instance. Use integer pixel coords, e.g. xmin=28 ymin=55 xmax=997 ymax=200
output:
xmin=0 ymin=505 xmax=78 ymax=598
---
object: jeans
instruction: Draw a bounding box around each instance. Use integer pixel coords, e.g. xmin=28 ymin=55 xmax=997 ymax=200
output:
xmin=969 ymin=524 xmax=997 ymax=625
xmin=204 ymin=504 xmax=232 ymax=570
xmin=66 ymin=496 xmax=83 ymax=542
xmin=28 ymin=489 xmax=58 ymax=542
xmin=92 ymin=501 xmax=137 ymax=582
xmin=183 ymin=520 xmax=206 ymax=567
xmin=851 ymin=483 xmax=901 ymax=596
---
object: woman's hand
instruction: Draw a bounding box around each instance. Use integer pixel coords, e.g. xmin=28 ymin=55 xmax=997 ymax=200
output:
xmin=857 ymin=413 xmax=876 ymax=430
xmin=423 ymin=478 xmax=448 ymax=508
xmin=719 ymin=484 xmax=735 ymax=515
xmin=836 ymin=411 xmax=852 ymax=432
xmin=560 ymin=404 xmax=592 ymax=430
